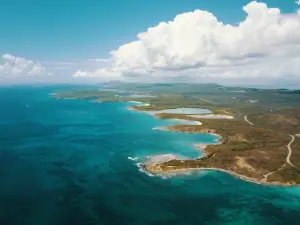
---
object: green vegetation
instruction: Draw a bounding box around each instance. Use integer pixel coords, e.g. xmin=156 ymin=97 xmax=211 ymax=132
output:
xmin=54 ymin=82 xmax=300 ymax=185
xmin=148 ymin=117 xmax=295 ymax=184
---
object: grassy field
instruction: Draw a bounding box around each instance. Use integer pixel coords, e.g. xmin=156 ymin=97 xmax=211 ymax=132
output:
xmin=147 ymin=114 xmax=297 ymax=184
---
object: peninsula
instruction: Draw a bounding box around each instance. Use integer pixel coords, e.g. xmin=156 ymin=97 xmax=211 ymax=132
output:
xmin=145 ymin=114 xmax=300 ymax=186
xmin=54 ymin=83 xmax=300 ymax=186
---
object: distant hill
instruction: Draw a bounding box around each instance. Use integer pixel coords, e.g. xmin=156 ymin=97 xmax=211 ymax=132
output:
xmin=290 ymin=89 xmax=300 ymax=94
xmin=279 ymin=89 xmax=300 ymax=94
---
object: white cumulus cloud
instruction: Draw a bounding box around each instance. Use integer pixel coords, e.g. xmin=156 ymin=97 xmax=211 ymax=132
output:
xmin=74 ymin=1 xmax=300 ymax=86
xmin=0 ymin=54 xmax=46 ymax=78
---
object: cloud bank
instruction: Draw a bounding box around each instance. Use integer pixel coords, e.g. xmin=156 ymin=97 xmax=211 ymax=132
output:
xmin=0 ymin=54 xmax=46 ymax=78
xmin=74 ymin=1 xmax=300 ymax=85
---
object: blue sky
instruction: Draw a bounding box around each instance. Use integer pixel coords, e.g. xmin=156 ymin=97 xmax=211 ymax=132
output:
xmin=1 ymin=0 xmax=300 ymax=86
xmin=0 ymin=0 xmax=297 ymax=60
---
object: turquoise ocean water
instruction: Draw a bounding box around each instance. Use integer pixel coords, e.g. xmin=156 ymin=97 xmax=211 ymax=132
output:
xmin=1 ymin=86 xmax=300 ymax=225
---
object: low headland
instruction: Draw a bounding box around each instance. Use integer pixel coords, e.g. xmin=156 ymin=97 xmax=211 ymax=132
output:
xmin=131 ymin=108 xmax=300 ymax=186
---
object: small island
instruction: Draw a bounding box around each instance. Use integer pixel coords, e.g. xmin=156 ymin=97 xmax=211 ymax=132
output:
xmin=53 ymin=82 xmax=300 ymax=186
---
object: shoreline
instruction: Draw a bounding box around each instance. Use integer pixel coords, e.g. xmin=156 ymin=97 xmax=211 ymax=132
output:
xmin=128 ymin=101 xmax=150 ymax=106
xmin=146 ymin=166 xmax=299 ymax=187
xmin=127 ymin=101 xmax=299 ymax=187
xmin=52 ymin=96 xmax=300 ymax=187
xmin=128 ymin=104 xmax=206 ymax=126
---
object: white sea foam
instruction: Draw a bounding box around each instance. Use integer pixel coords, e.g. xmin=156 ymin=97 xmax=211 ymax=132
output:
xmin=170 ymin=119 xmax=202 ymax=125
xmin=152 ymin=127 xmax=164 ymax=131
xmin=128 ymin=156 xmax=138 ymax=161
xmin=160 ymin=170 xmax=194 ymax=179
xmin=136 ymin=163 xmax=154 ymax=177
xmin=129 ymin=101 xmax=143 ymax=104
xmin=128 ymin=101 xmax=150 ymax=107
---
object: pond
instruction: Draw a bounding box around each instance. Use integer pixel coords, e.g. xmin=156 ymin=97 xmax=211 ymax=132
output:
xmin=155 ymin=107 xmax=212 ymax=115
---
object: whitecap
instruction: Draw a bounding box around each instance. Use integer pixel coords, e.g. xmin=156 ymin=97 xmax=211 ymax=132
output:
xmin=128 ymin=156 xmax=138 ymax=161
xmin=136 ymin=163 xmax=154 ymax=177
xmin=128 ymin=101 xmax=143 ymax=104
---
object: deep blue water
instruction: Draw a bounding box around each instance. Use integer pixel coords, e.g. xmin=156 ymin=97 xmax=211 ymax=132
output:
xmin=1 ymin=86 xmax=300 ymax=225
